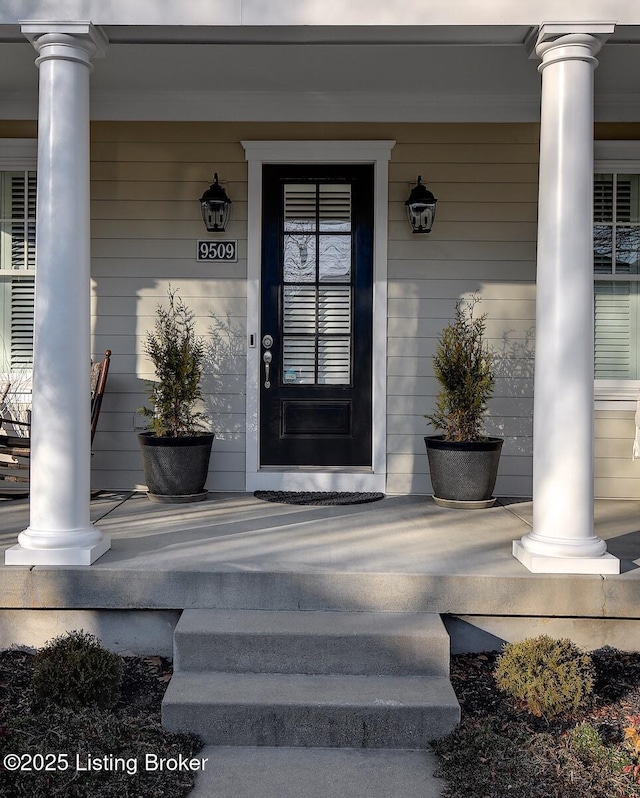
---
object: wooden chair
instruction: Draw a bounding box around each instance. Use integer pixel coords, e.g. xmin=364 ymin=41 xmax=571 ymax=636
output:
xmin=0 ymin=349 xmax=111 ymax=490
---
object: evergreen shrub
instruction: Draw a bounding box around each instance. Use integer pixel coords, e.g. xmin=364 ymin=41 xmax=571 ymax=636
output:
xmin=494 ymin=635 xmax=595 ymax=718
xmin=425 ymin=293 xmax=495 ymax=442
xmin=33 ymin=630 xmax=123 ymax=708
xmin=140 ymin=287 xmax=208 ymax=437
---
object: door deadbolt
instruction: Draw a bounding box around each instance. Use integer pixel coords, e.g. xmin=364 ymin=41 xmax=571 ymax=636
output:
xmin=262 ymin=334 xmax=274 ymax=349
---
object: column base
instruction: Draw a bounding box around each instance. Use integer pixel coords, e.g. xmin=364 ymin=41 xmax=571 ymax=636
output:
xmin=513 ymin=540 xmax=620 ymax=574
xmin=5 ymin=534 xmax=110 ymax=566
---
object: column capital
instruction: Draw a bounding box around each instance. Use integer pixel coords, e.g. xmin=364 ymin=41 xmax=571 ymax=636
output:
xmin=21 ymin=21 xmax=108 ymax=61
xmin=526 ymin=22 xmax=615 ymax=61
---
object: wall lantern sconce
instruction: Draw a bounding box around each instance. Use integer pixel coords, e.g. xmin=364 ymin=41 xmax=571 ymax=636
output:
xmin=199 ymin=173 xmax=232 ymax=232
xmin=405 ymin=175 xmax=438 ymax=234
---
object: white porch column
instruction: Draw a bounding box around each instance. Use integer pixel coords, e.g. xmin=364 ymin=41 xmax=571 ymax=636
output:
xmin=513 ymin=24 xmax=619 ymax=574
xmin=5 ymin=22 xmax=110 ymax=566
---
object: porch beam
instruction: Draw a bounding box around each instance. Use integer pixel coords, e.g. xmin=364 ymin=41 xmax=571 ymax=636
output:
xmin=513 ymin=23 xmax=620 ymax=574
xmin=5 ymin=22 xmax=110 ymax=566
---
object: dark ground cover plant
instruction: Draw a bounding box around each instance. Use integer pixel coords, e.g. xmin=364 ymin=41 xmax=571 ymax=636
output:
xmin=433 ymin=646 xmax=640 ymax=798
xmin=33 ymin=630 xmax=123 ymax=709
xmin=0 ymin=646 xmax=202 ymax=798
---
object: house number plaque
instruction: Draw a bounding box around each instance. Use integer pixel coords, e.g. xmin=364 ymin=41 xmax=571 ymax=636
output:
xmin=197 ymin=240 xmax=238 ymax=262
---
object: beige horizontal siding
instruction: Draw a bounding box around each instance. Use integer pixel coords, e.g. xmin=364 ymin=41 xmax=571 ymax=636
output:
xmin=594 ymin=410 xmax=640 ymax=499
xmin=70 ymin=119 xmax=635 ymax=498
xmin=89 ymin=121 xmax=250 ymax=491
xmin=386 ymin=122 xmax=537 ymax=495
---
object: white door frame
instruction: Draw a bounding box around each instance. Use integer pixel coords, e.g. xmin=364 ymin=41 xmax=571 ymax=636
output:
xmin=242 ymin=140 xmax=394 ymax=492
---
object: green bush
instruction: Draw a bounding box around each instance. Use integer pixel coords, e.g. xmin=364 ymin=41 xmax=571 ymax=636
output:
xmin=425 ymin=293 xmax=495 ymax=442
xmin=568 ymin=722 xmax=628 ymax=771
xmin=139 ymin=286 xmax=208 ymax=437
xmin=33 ymin=630 xmax=123 ymax=709
xmin=494 ymin=635 xmax=595 ymax=718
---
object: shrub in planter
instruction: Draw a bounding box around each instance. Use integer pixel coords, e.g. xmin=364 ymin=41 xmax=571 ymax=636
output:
xmin=140 ymin=287 xmax=208 ymax=438
xmin=138 ymin=287 xmax=213 ymax=501
xmin=33 ymin=630 xmax=123 ymax=709
xmin=424 ymin=294 xmax=502 ymax=506
xmin=494 ymin=635 xmax=595 ymax=718
xmin=426 ymin=294 xmax=495 ymax=442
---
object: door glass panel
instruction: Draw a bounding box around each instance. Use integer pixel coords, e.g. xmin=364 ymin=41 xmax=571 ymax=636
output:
xmin=319 ymin=184 xmax=351 ymax=232
xmin=319 ymin=235 xmax=351 ymax=282
xmin=318 ymin=338 xmax=351 ymax=384
xmin=283 ymin=234 xmax=316 ymax=282
xmin=318 ymin=287 xmax=351 ymax=334
xmin=283 ymin=338 xmax=315 ymax=384
xmin=283 ymin=285 xmax=316 ymax=333
xmin=284 ymin=184 xmax=317 ymax=232
xmin=280 ymin=180 xmax=353 ymax=386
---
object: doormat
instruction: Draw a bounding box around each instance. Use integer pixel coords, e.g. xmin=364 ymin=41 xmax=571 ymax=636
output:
xmin=254 ymin=490 xmax=385 ymax=506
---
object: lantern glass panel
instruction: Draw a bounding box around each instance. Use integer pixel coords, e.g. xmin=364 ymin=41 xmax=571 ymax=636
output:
xmin=201 ymin=200 xmax=230 ymax=232
xmin=407 ymin=202 xmax=436 ymax=234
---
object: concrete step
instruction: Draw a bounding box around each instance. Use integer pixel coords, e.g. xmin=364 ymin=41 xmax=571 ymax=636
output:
xmin=162 ymin=671 xmax=460 ymax=747
xmin=189 ymin=746 xmax=446 ymax=798
xmin=174 ymin=609 xmax=451 ymax=676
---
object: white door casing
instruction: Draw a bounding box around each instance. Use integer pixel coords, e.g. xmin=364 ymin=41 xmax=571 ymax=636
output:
xmin=242 ymin=140 xmax=394 ymax=492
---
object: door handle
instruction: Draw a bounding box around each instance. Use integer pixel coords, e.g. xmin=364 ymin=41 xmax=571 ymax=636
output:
xmin=263 ymin=350 xmax=272 ymax=388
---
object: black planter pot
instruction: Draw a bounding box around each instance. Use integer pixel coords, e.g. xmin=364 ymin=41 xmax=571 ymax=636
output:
xmin=137 ymin=432 xmax=214 ymax=503
xmin=424 ymin=435 xmax=503 ymax=508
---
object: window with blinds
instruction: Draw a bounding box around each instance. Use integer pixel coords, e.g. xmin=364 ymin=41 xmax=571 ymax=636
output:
xmin=594 ymin=172 xmax=640 ymax=380
xmin=0 ymin=170 xmax=36 ymax=371
xmin=281 ymin=182 xmax=353 ymax=385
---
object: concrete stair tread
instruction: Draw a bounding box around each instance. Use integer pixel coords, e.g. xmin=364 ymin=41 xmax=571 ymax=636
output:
xmin=176 ymin=608 xmax=447 ymax=636
xmin=189 ymin=746 xmax=446 ymax=798
xmin=174 ymin=609 xmax=450 ymax=676
xmin=166 ymin=608 xmax=459 ymax=748
xmin=164 ymin=670 xmax=458 ymax=707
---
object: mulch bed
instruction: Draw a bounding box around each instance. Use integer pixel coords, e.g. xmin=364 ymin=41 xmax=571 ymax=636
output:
xmin=0 ymin=649 xmax=202 ymax=798
xmin=434 ymin=648 xmax=640 ymax=798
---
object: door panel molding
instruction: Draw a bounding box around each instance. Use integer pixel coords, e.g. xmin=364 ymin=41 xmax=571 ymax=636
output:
xmin=243 ymin=140 xmax=394 ymax=492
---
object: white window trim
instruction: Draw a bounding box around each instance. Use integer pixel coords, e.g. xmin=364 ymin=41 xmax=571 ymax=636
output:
xmin=594 ymin=141 xmax=640 ymax=409
xmin=0 ymin=139 xmax=37 ymax=168
xmin=242 ymin=140 xmax=394 ymax=492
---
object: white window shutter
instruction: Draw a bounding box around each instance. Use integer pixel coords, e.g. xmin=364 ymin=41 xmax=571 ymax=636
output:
xmin=594 ymin=281 xmax=638 ymax=379
xmin=0 ymin=170 xmax=36 ymax=371
xmin=9 ymin=277 xmax=35 ymax=368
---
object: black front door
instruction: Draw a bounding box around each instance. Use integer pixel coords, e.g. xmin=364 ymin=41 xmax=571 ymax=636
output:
xmin=260 ymin=164 xmax=374 ymax=467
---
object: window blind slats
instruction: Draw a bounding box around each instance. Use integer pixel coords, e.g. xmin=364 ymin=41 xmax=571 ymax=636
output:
xmin=1 ymin=172 xmax=36 ymax=271
xmin=0 ymin=169 xmax=36 ymax=371
xmin=594 ymin=174 xmax=613 ymax=222
xmin=594 ymin=172 xmax=640 ymax=381
xmin=280 ymin=179 xmax=353 ymax=386
xmin=10 ymin=278 xmax=35 ymax=368
xmin=594 ymin=281 xmax=637 ymax=379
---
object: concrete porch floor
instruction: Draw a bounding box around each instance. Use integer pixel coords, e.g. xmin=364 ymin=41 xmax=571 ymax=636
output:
xmin=1 ymin=492 xmax=640 ymax=634
xmin=2 ymin=492 xmax=640 ymax=798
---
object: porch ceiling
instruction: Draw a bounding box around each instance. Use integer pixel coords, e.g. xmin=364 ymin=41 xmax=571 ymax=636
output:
xmin=1 ymin=25 xmax=639 ymax=122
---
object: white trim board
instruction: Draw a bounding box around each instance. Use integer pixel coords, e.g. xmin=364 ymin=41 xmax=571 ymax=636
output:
xmin=0 ymin=139 xmax=37 ymax=168
xmin=242 ymin=140 xmax=394 ymax=493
